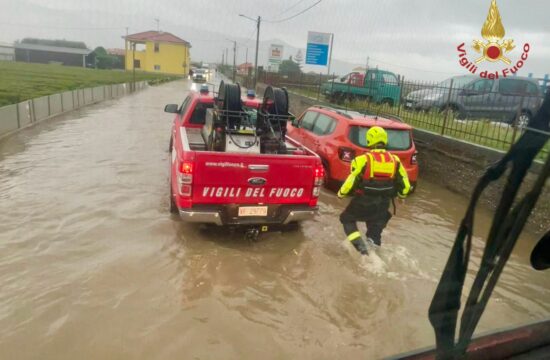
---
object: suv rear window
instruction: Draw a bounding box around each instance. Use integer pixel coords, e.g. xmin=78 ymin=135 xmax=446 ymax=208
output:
xmin=348 ymin=126 xmax=411 ymax=150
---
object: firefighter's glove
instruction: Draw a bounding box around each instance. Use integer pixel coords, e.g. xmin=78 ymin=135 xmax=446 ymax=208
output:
xmin=337 ymin=191 xmax=346 ymax=199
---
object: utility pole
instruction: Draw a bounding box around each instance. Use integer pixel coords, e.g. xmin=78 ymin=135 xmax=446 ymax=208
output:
xmin=222 ymin=52 xmax=224 ymax=66
xmin=225 ymin=48 xmax=229 ymax=68
xmin=232 ymin=40 xmax=237 ymax=83
xmin=155 ymin=18 xmax=160 ymax=32
xmin=327 ymin=33 xmax=334 ymax=76
xmin=132 ymin=42 xmax=136 ymax=92
xmin=245 ymin=47 xmax=248 ymax=65
xmin=254 ymin=16 xmax=261 ymax=89
xmin=239 ymin=14 xmax=261 ymax=90
xmin=366 ymin=56 xmax=370 ymax=74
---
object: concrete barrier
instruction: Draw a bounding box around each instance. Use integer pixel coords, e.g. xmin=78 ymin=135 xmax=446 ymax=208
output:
xmin=61 ymin=91 xmax=74 ymax=112
xmin=92 ymin=86 xmax=104 ymax=102
xmin=49 ymin=93 xmax=63 ymax=115
xmin=0 ymin=81 xmax=149 ymax=139
xmin=33 ymin=96 xmax=50 ymax=121
xmin=84 ymin=88 xmax=93 ymax=105
xmin=0 ymin=104 xmax=18 ymax=136
xmin=18 ymin=101 xmax=32 ymax=127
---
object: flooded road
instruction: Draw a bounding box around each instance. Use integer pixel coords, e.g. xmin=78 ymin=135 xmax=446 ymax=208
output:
xmin=0 ymin=79 xmax=548 ymax=359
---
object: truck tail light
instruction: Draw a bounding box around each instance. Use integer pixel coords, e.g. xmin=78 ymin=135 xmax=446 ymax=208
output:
xmin=314 ymin=165 xmax=325 ymax=186
xmin=338 ymin=147 xmax=355 ymax=162
xmin=178 ymin=161 xmax=193 ymax=196
xmin=411 ymin=151 xmax=418 ymax=165
xmin=312 ymin=164 xmax=324 ymax=197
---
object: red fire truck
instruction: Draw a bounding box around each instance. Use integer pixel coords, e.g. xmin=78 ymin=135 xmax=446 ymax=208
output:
xmin=164 ymin=83 xmax=324 ymax=239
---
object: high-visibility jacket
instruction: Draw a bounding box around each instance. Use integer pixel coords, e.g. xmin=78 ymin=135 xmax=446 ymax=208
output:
xmin=338 ymin=149 xmax=411 ymax=198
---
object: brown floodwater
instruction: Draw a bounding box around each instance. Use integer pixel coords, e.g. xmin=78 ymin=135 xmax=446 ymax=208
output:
xmin=0 ymin=79 xmax=548 ymax=360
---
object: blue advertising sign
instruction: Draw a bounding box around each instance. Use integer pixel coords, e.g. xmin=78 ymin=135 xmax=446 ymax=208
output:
xmin=306 ymin=31 xmax=332 ymax=66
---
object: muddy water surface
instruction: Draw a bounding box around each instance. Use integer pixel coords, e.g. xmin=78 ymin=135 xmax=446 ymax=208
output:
xmin=0 ymin=79 xmax=548 ymax=359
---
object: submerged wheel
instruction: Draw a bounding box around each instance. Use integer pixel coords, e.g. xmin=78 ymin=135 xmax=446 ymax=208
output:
xmin=169 ymin=178 xmax=178 ymax=214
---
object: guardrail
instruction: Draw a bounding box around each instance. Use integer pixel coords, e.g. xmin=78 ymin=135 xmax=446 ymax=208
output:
xmin=0 ymin=81 xmax=149 ymax=138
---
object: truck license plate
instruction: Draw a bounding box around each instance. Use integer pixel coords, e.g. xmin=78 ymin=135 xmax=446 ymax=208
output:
xmin=238 ymin=206 xmax=268 ymax=217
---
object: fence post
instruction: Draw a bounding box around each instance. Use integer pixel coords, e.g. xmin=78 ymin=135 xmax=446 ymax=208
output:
xmin=510 ymin=94 xmax=526 ymax=145
xmin=317 ymin=72 xmax=322 ymax=100
xmin=331 ymin=72 xmax=335 ymax=102
xmin=397 ymin=76 xmax=404 ymax=118
xmin=15 ymin=101 xmax=21 ymax=129
xmin=441 ymin=78 xmax=454 ymax=136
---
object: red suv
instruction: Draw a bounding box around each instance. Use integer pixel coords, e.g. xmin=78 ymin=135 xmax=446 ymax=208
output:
xmin=287 ymin=106 xmax=418 ymax=189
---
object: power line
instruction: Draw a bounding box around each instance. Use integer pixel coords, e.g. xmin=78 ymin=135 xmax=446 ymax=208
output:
xmin=1 ymin=22 xmax=125 ymax=31
xmin=265 ymin=0 xmax=322 ymax=23
xmin=275 ymin=0 xmax=309 ymax=17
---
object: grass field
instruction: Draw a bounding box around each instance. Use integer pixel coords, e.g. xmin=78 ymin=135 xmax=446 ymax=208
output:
xmin=0 ymin=61 xmax=180 ymax=107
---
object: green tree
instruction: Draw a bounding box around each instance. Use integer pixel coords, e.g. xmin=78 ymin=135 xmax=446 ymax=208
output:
xmin=278 ymin=56 xmax=301 ymax=76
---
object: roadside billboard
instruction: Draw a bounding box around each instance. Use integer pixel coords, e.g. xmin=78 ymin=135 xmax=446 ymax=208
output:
xmin=268 ymin=44 xmax=284 ymax=72
xmin=306 ymin=31 xmax=331 ymax=66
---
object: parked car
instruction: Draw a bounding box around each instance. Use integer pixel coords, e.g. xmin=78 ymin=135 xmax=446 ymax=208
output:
xmin=321 ymin=69 xmax=401 ymax=106
xmin=454 ymin=76 xmax=543 ymax=126
xmin=404 ymin=75 xmax=476 ymax=111
xmin=164 ymin=83 xmax=324 ymax=236
xmin=287 ymin=106 xmax=418 ymax=190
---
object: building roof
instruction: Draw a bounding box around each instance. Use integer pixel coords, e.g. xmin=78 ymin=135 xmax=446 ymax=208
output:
xmin=107 ymin=48 xmax=126 ymax=56
xmin=238 ymin=62 xmax=253 ymax=68
xmin=14 ymin=42 xmax=91 ymax=55
xmin=0 ymin=42 xmax=14 ymax=48
xmin=124 ymin=31 xmax=191 ymax=46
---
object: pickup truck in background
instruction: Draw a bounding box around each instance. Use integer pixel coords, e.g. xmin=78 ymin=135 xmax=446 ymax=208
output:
xmin=164 ymin=83 xmax=324 ymax=238
xmin=321 ymin=68 xmax=401 ymax=106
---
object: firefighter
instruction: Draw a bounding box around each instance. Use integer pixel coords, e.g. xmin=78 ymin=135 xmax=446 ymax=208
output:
xmin=337 ymin=126 xmax=411 ymax=255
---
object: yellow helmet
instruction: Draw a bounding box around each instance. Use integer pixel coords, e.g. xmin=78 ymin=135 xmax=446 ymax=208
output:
xmin=366 ymin=126 xmax=388 ymax=148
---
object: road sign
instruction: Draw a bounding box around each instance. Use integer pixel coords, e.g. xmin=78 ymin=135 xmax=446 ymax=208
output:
xmin=269 ymin=44 xmax=283 ymax=64
xmin=306 ymin=31 xmax=331 ymax=66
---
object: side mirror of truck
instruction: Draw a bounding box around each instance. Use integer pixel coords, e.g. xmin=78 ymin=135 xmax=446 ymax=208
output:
xmin=291 ymin=118 xmax=300 ymax=128
xmin=164 ymin=104 xmax=179 ymax=114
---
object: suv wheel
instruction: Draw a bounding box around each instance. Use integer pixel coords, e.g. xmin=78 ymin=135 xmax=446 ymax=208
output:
xmin=170 ymin=185 xmax=178 ymax=214
xmin=441 ymin=104 xmax=460 ymax=120
xmin=381 ymin=98 xmax=394 ymax=107
xmin=516 ymin=111 xmax=531 ymax=128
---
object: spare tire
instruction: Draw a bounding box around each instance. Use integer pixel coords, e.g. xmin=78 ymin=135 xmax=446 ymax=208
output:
xmin=218 ymin=82 xmax=241 ymax=112
xmin=218 ymin=82 xmax=242 ymax=129
xmin=263 ymin=86 xmax=289 ymax=115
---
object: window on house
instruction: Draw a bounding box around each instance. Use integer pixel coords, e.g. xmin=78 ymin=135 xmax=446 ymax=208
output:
xmin=154 ymin=43 xmax=160 ymax=52
xmin=133 ymin=60 xmax=140 ymax=69
xmin=154 ymin=65 xmax=161 ymax=71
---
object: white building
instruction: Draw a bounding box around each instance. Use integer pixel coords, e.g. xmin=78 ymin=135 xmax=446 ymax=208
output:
xmin=0 ymin=42 xmax=15 ymax=61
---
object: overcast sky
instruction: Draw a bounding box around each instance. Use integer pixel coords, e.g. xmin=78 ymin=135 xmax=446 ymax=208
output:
xmin=1 ymin=0 xmax=549 ymax=80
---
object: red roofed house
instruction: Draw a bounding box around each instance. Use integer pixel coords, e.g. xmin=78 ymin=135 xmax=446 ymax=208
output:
xmin=237 ymin=62 xmax=254 ymax=75
xmin=124 ymin=30 xmax=191 ymax=75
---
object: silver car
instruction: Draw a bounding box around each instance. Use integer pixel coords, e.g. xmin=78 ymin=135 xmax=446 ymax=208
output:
xmin=454 ymin=77 xmax=543 ymax=126
xmin=404 ymin=75 xmax=475 ymax=111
